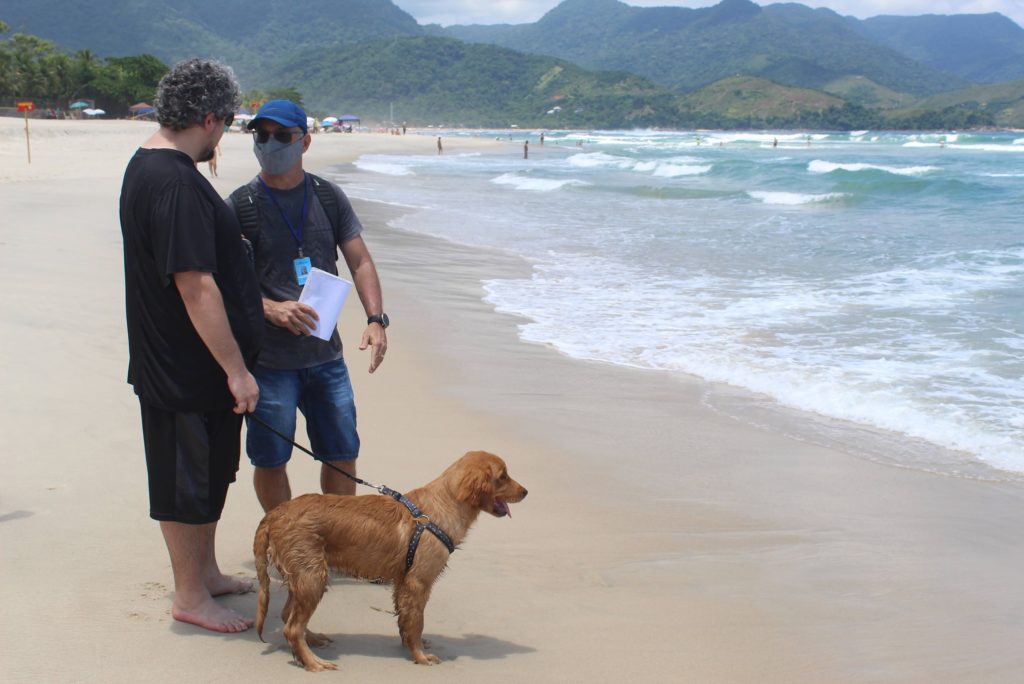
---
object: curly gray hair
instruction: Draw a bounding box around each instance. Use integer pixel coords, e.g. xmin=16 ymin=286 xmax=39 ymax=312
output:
xmin=154 ymin=59 xmax=241 ymax=131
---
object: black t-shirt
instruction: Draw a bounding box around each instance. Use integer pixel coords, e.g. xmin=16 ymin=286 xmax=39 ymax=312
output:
xmin=120 ymin=148 xmax=264 ymax=411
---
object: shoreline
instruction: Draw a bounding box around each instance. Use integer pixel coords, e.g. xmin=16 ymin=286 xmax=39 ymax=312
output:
xmin=4 ymin=118 xmax=1024 ymax=682
xmin=325 ymin=145 xmax=1014 ymax=486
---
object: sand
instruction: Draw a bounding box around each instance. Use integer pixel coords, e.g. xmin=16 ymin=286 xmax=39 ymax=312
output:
xmin=3 ymin=117 xmax=1024 ymax=683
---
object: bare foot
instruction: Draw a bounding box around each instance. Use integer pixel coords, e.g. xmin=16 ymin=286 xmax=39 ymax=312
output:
xmin=172 ymin=596 xmax=254 ymax=633
xmin=206 ymin=573 xmax=255 ymax=596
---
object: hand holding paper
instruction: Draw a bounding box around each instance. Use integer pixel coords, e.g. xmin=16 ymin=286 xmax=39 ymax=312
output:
xmin=297 ymin=267 xmax=353 ymax=341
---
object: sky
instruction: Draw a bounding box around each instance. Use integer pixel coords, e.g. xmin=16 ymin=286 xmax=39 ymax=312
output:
xmin=397 ymin=0 xmax=1024 ymax=29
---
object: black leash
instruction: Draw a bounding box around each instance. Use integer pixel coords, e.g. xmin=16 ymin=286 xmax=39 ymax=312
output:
xmin=246 ymin=412 xmax=455 ymax=567
xmin=247 ymin=412 xmax=381 ymax=489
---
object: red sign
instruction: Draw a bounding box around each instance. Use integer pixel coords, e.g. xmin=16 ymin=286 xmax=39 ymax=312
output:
xmin=16 ymin=101 xmax=35 ymax=112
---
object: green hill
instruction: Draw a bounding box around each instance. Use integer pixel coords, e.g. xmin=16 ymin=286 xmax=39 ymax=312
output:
xmin=0 ymin=0 xmax=423 ymax=83
xmin=911 ymin=80 xmax=1024 ymax=128
xmin=0 ymin=2 xmax=1012 ymax=131
xmin=439 ymin=0 xmax=961 ymax=95
xmin=855 ymin=13 xmax=1024 ymax=84
xmin=266 ymin=36 xmax=671 ymax=128
xmin=270 ymin=44 xmax=963 ymax=131
xmin=822 ymin=76 xmax=910 ymax=109
xmin=680 ymin=76 xmax=844 ymax=120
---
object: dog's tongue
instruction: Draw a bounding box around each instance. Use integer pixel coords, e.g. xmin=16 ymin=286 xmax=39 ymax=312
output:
xmin=495 ymin=498 xmax=511 ymax=518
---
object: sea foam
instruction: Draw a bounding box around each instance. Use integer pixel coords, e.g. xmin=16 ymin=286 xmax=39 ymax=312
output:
xmin=490 ymin=173 xmax=590 ymax=192
xmin=808 ymin=160 xmax=938 ymax=176
xmin=747 ymin=191 xmax=847 ymax=205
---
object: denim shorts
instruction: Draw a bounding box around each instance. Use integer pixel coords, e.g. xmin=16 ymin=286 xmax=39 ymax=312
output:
xmin=245 ymin=358 xmax=359 ymax=468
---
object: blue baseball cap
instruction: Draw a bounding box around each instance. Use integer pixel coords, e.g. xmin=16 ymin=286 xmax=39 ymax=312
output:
xmin=248 ymin=99 xmax=308 ymax=134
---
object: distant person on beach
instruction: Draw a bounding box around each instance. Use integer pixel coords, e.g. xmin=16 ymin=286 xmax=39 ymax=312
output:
xmin=540 ymin=132 xmax=544 ymax=145
xmin=437 ymin=136 xmax=443 ymax=154
xmin=119 ymin=58 xmax=262 ymax=634
xmin=524 ymin=140 xmax=529 ymax=159
xmin=773 ymin=137 xmax=778 ymax=148
xmin=207 ymin=143 xmax=219 ymax=176
xmin=228 ymin=99 xmax=388 ymax=513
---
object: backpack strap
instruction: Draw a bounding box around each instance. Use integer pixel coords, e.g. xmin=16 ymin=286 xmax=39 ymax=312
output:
xmin=308 ymin=173 xmax=343 ymax=243
xmin=231 ymin=174 xmax=342 ymax=244
xmin=229 ymin=183 xmax=258 ymax=238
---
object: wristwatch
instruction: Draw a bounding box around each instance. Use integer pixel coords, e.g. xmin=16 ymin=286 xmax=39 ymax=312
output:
xmin=367 ymin=313 xmax=390 ymax=329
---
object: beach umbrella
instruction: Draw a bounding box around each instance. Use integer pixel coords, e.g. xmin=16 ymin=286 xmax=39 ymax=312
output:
xmin=70 ymin=101 xmax=89 ymax=109
xmin=83 ymin=108 xmax=105 ymax=116
xmin=128 ymin=102 xmax=152 ymax=111
xmin=321 ymin=116 xmax=338 ymax=125
xmin=339 ymin=114 xmax=360 ymax=122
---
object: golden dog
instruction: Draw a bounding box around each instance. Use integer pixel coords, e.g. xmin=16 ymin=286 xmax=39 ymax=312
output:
xmin=254 ymin=450 xmax=528 ymax=671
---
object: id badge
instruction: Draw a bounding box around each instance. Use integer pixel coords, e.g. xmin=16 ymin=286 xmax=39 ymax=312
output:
xmin=293 ymin=256 xmax=312 ymax=285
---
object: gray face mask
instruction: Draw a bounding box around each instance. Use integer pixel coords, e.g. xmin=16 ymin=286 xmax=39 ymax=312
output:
xmin=253 ymin=137 xmax=304 ymax=176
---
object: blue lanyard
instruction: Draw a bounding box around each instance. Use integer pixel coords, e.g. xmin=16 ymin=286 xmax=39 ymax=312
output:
xmin=258 ymin=174 xmax=309 ymax=257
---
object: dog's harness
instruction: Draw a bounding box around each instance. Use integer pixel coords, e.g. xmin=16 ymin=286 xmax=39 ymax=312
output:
xmin=379 ymin=486 xmax=456 ymax=569
xmin=248 ymin=413 xmax=456 ymax=571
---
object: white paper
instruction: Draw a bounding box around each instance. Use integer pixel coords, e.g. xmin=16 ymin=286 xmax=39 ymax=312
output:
xmin=297 ymin=267 xmax=353 ymax=341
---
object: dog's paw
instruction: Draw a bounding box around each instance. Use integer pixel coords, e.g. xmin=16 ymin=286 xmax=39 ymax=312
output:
xmin=412 ymin=652 xmax=441 ymax=666
xmin=300 ymin=657 xmax=338 ymax=672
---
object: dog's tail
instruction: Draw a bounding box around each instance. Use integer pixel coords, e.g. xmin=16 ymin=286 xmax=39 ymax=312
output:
xmin=253 ymin=516 xmax=272 ymax=642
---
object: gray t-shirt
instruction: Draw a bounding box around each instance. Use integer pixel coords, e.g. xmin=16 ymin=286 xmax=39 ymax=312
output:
xmin=229 ymin=174 xmax=363 ymax=370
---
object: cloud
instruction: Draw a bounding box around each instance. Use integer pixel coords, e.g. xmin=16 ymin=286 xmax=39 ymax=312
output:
xmin=395 ymin=0 xmax=1024 ymax=28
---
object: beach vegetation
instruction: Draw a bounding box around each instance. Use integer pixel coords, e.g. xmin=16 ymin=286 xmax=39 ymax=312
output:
xmin=0 ymin=25 xmax=167 ymax=116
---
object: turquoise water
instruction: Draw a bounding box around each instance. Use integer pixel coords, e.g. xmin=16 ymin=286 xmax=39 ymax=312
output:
xmin=330 ymin=129 xmax=1024 ymax=477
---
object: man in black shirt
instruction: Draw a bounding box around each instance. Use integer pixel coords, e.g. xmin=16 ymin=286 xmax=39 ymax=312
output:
xmin=120 ymin=59 xmax=262 ymax=633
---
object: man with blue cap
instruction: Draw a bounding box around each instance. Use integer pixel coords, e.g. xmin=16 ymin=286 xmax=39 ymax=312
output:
xmin=228 ymin=99 xmax=389 ymax=512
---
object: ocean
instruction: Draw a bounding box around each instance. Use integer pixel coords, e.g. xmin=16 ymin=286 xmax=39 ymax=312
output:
xmin=327 ymin=129 xmax=1024 ymax=480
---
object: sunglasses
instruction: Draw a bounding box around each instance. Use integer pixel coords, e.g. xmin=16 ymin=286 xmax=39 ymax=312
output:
xmin=251 ymin=128 xmax=303 ymax=144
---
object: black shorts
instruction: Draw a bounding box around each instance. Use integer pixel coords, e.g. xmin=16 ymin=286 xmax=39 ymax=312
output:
xmin=139 ymin=400 xmax=242 ymax=524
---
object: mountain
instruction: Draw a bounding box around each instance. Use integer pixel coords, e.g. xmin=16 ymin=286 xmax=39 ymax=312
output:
xmin=264 ymin=36 xmax=987 ymax=131
xmin=436 ymin=0 xmax=960 ymax=96
xmin=264 ymin=36 xmax=673 ymax=128
xmin=1 ymin=0 xmax=1015 ymax=129
xmin=0 ymin=0 xmax=423 ymax=83
xmin=854 ymin=13 xmax=1024 ymax=84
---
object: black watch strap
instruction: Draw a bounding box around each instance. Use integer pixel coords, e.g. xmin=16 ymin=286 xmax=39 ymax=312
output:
xmin=368 ymin=313 xmax=390 ymax=329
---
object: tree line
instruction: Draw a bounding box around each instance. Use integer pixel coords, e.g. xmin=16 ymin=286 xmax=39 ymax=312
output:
xmin=0 ymin=21 xmax=167 ymax=115
xmin=0 ymin=23 xmax=305 ymax=117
